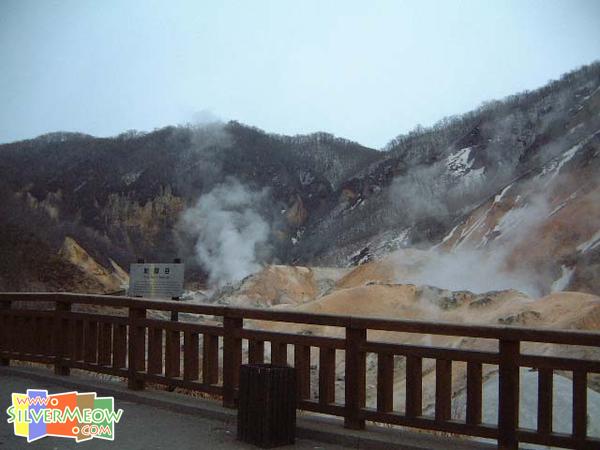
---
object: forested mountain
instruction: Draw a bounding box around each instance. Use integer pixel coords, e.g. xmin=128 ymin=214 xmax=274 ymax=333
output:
xmin=1 ymin=62 xmax=599 ymax=295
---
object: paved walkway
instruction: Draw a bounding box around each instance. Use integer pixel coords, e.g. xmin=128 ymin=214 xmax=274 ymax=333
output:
xmin=0 ymin=371 xmax=347 ymax=450
xmin=0 ymin=366 xmax=494 ymax=450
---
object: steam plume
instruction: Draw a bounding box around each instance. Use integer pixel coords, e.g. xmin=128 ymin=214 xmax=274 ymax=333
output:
xmin=181 ymin=178 xmax=271 ymax=287
xmin=393 ymin=192 xmax=552 ymax=297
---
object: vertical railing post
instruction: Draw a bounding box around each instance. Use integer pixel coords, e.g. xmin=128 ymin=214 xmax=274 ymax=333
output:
xmin=128 ymin=306 xmax=147 ymax=390
xmin=572 ymin=369 xmax=588 ymax=447
xmin=498 ymin=339 xmax=520 ymax=450
xmin=170 ymin=258 xmax=182 ymax=322
xmin=344 ymin=320 xmax=366 ymax=430
xmin=222 ymin=314 xmax=242 ymax=408
xmin=0 ymin=299 xmax=12 ymax=366
xmin=53 ymin=298 xmax=71 ymax=376
xmin=466 ymin=362 xmax=483 ymax=425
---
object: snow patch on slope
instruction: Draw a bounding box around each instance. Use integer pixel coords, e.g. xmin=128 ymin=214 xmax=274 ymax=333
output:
xmin=462 ymin=166 xmax=485 ymax=187
xmin=446 ymin=147 xmax=473 ymax=175
xmin=551 ymin=265 xmax=575 ymax=292
xmin=548 ymin=192 xmax=578 ymax=217
xmin=494 ymin=183 xmax=513 ymax=204
xmin=578 ymin=229 xmax=600 ymax=253
xmin=432 ymin=224 xmax=459 ymax=249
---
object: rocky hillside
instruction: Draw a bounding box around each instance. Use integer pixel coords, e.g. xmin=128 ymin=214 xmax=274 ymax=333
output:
xmin=0 ymin=62 xmax=599 ymax=295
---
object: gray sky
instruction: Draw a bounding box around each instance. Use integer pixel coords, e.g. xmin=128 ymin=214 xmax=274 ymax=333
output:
xmin=1 ymin=0 xmax=599 ymax=148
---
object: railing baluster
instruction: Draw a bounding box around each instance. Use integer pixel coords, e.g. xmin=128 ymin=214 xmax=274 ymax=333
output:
xmin=112 ymin=324 xmax=127 ymax=369
xmin=248 ymin=340 xmax=265 ymax=364
xmin=377 ymin=353 xmax=394 ymax=413
xmin=537 ymin=368 xmax=553 ymax=435
xmin=345 ymin=325 xmax=366 ymax=429
xmin=22 ymin=316 xmax=30 ymax=354
xmin=20 ymin=316 xmax=28 ymax=354
xmin=13 ymin=316 xmax=25 ymax=354
xmin=45 ymin=316 xmax=55 ymax=357
xmin=12 ymin=314 xmax=20 ymax=355
xmin=25 ymin=316 xmax=35 ymax=354
xmin=42 ymin=316 xmax=51 ymax=355
xmin=572 ymin=369 xmax=587 ymax=444
xmin=271 ymin=341 xmax=288 ymax=366
xmin=73 ymin=320 xmax=84 ymax=361
xmin=97 ymin=322 xmax=112 ymax=366
xmin=183 ymin=332 xmax=199 ymax=381
xmin=84 ymin=320 xmax=98 ymax=363
xmin=498 ymin=339 xmax=520 ymax=450
xmin=202 ymin=334 xmax=219 ymax=385
xmin=54 ymin=301 xmax=71 ymax=375
xmin=319 ymin=347 xmax=336 ymax=405
xmin=294 ymin=344 xmax=311 ymax=400
xmin=223 ymin=316 xmax=242 ymax=408
xmin=435 ymin=359 xmax=452 ymax=422
xmin=466 ymin=361 xmax=483 ymax=425
xmin=147 ymin=327 xmax=163 ymax=374
xmin=0 ymin=300 xmax=11 ymax=366
xmin=127 ymin=307 xmax=146 ymax=390
xmin=18 ymin=315 xmax=25 ymax=355
xmin=406 ymin=355 xmax=423 ymax=418
xmin=165 ymin=329 xmax=181 ymax=378
xmin=8 ymin=313 xmax=15 ymax=355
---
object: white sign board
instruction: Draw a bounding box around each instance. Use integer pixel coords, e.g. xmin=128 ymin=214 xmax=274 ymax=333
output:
xmin=128 ymin=263 xmax=184 ymax=299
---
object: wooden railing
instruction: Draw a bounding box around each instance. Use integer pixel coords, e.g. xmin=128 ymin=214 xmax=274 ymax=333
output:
xmin=1 ymin=292 xmax=599 ymax=450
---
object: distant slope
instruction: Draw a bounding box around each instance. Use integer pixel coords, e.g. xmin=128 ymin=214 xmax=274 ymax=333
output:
xmin=294 ymin=63 xmax=600 ymax=268
xmin=0 ymin=122 xmax=380 ymax=287
xmin=0 ymin=62 xmax=599 ymax=293
xmin=0 ymin=225 xmax=105 ymax=292
xmin=218 ymin=262 xmax=600 ymax=407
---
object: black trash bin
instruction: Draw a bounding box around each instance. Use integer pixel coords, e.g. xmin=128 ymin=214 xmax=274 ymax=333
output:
xmin=237 ymin=364 xmax=297 ymax=448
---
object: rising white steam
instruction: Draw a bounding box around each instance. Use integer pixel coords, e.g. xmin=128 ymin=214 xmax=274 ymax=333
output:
xmin=181 ymin=179 xmax=271 ymax=287
xmin=393 ymin=194 xmax=552 ymax=297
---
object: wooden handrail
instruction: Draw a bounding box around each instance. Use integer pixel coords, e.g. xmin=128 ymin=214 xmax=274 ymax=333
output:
xmin=1 ymin=292 xmax=600 ymax=450
xmin=2 ymin=292 xmax=599 ymax=345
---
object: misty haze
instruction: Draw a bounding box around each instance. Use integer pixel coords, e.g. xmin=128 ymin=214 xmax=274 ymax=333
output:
xmin=1 ymin=1 xmax=600 ymax=449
